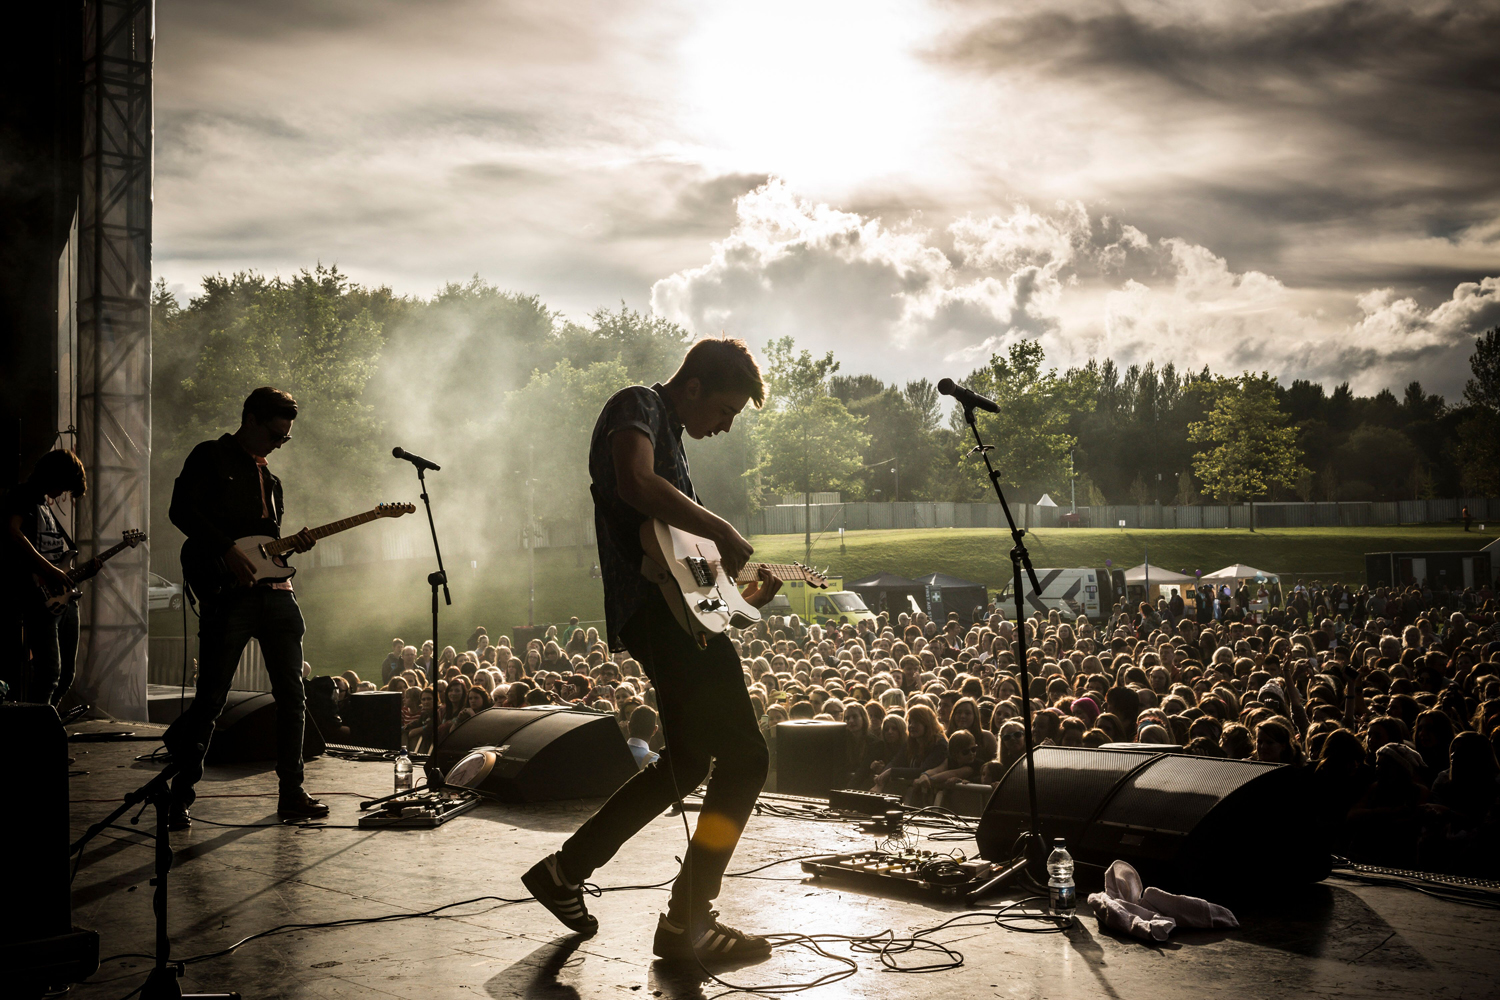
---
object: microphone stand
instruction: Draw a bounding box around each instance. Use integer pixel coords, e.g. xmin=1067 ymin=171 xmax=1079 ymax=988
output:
xmin=70 ymin=758 xmax=238 ymax=998
xmin=411 ymin=461 xmax=450 ymax=787
xmin=958 ymin=403 xmax=1048 ymax=904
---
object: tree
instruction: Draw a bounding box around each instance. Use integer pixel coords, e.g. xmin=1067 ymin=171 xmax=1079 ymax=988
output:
xmin=557 ymin=302 xmax=694 ymax=384
xmin=1128 ymin=473 xmax=1151 ymax=506
xmin=165 ymin=266 xmax=392 ymax=527
xmin=1456 ymin=328 xmax=1500 ymax=494
xmin=1173 ymin=469 xmax=1200 ymax=507
xmin=751 ymin=338 xmax=870 ymax=560
xmin=951 ymin=341 xmax=1097 ymax=502
xmin=505 ymin=359 xmax=632 ymax=529
xmin=1188 ymin=374 xmax=1308 ymax=507
xmin=1464 ymin=328 xmax=1500 ymax=412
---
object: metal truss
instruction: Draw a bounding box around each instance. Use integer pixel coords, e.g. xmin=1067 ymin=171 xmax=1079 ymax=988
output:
xmin=77 ymin=0 xmax=152 ymax=720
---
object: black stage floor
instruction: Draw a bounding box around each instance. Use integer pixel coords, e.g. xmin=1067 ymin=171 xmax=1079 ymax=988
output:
xmin=63 ymin=720 xmax=1499 ymax=1000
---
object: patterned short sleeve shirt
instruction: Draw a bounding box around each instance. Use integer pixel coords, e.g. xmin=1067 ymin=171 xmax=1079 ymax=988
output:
xmin=590 ymin=383 xmax=697 ymax=650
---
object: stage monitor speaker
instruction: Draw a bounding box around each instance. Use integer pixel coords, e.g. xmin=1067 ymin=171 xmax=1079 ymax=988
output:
xmin=204 ymin=690 xmax=326 ymax=765
xmin=977 ymin=746 xmax=1328 ymax=895
xmin=342 ymin=690 xmax=404 ymax=750
xmin=0 ymin=705 xmax=99 ymax=988
xmin=775 ymin=720 xmax=848 ymax=798
xmin=431 ymin=706 xmax=637 ymax=802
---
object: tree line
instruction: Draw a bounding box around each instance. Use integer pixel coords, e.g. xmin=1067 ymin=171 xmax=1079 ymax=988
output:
xmin=148 ymin=267 xmax=1500 ymax=566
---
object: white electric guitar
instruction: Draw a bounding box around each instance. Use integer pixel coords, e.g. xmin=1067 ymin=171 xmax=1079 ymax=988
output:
xmin=184 ymin=502 xmax=415 ymax=593
xmin=639 ymin=518 xmax=827 ymax=643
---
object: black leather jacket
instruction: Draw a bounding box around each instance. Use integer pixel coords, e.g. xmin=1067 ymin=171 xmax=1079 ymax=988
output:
xmin=169 ymin=434 xmax=283 ymax=574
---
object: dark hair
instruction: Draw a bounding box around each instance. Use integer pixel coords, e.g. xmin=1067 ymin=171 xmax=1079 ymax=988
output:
xmin=669 ymin=337 xmax=765 ymax=407
xmin=28 ymin=449 xmax=87 ymax=498
xmin=243 ymin=386 xmax=299 ymax=423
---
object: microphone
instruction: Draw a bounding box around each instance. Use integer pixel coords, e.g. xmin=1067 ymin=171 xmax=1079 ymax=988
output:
xmin=392 ymin=447 xmax=441 ymax=472
xmin=937 ymin=378 xmax=1000 ymax=414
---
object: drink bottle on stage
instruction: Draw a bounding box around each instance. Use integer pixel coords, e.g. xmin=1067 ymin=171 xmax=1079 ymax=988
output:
xmin=1047 ymin=838 xmax=1076 ymax=919
xmin=394 ymin=750 xmax=414 ymax=793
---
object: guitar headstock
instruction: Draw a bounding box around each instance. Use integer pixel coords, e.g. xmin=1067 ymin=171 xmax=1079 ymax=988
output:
xmin=795 ymin=562 xmax=829 ymax=588
xmin=377 ymin=502 xmax=417 ymax=518
xmin=123 ymin=529 xmax=146 ymax=547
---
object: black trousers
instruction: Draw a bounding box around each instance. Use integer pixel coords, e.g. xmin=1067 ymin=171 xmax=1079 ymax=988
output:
xmin=559 ymin=590 xmax=768 ymax=921
xmin=164 ymin=587 xmax=307 ymax=806
xmin=22 ymin=601 xmax=79 ymax=706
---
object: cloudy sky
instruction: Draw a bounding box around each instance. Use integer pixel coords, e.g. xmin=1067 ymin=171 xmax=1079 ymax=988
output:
xmin=155 ymin=0 xmax=1500 ymax=397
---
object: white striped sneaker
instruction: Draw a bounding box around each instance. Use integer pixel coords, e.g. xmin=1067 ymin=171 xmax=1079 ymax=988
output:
xmin=522 ymin=853 xmax=598 ymax=935
xmin=652 ymin=911 xmax=772 ymax=963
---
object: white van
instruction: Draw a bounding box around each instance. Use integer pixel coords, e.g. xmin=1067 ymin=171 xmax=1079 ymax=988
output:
xmin=995 ymin=567 xmax=1123 ymax=621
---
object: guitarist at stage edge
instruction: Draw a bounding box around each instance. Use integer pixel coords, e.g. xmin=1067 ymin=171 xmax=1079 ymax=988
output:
xmin=2 ymin=449 xmax=87 ymax=706
xmin=163 ymin=386 xmax=324 ymax=829
xmin=522 ymin=336 xmax=785 ymax=965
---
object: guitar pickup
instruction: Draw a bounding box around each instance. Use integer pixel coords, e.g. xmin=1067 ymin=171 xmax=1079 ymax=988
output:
xmin=695 ymin=597 xmax=726 ymax=613
xmin=685 ymin=557 xmax=714 ymax=587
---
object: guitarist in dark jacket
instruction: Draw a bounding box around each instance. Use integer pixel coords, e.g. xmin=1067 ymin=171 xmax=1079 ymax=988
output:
xmin=2 ymin=449 xmax=87 ymax=705
xmin=163 ymin=386 xmax=323 ymax=829
xmin=522 ymin=337 xmax=784 ymax=965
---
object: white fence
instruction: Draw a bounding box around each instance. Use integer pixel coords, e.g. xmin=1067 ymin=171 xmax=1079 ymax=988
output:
xmin=148 ymin=635 xmax=273 ymax=693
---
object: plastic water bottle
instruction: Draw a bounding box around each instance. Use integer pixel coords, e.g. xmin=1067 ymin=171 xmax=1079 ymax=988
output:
xmin=1047 ymin=838 xmax=1076 ymax=920
xmin=394 ymin=751 xmax=414 ymax=794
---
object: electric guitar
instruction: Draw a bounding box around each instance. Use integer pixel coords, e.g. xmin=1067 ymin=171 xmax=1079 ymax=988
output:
xmin=183 ymin=502 xmax=416 ymax=593
xmin=639 ymin=518 xmax=827 ymax=643
xmin=34 ymin=528 xmax=146 ymax=615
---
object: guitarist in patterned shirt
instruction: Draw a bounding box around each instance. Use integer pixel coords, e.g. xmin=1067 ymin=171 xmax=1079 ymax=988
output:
xmin=522 ymin=337 xmax=785 ymax=964
xmin=2 ymin=449 xmax=87 ymax=706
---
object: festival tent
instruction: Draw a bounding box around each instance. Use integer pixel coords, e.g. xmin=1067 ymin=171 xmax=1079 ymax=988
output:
xmin=1123 ymin=563 xmax=1194 ymax=584
xmin=848 ymin=572 xmax=926 ymax=615
xmin=911 ymin=571 xmax=989 ymax=622
xmin=1124 ymin=562 xmax=1196 ymax=602
xmin=1036 ymin=493 xmax=1058 ymax=507
xmin=1200 ymin=563 xmax=1279 ymax=584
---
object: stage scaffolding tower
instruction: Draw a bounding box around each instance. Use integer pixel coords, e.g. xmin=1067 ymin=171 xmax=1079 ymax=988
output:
xmin=76 ymin=0 xmax=152 ymax=721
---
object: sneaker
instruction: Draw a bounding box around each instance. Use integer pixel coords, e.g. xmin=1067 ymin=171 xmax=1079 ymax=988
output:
xmin=277 ymin=792 xmax=330 ymax=820
xmin=522 ymin=854 xmax=598 ymax=935
xmin=167 ymin=802 xmax=192 ymax=832
xmin=652 ymin=911 xmax=772 ymax=964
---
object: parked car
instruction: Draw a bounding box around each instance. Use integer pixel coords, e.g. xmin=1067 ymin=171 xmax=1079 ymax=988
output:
xmin=148 ymin=571 xmax=184 ymax=611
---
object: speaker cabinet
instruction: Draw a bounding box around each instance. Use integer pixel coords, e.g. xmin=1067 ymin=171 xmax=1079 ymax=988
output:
xmin=0 ymin=705 xmax=98 ymax=988
xmin=978 ymin=746 xmax=1328 ymax=895
xmin=775 ymin=720 xmax=849 ymax=798
xmin=204 ymin=690 xmax=326 ymax=765
xmin=342 ymin=690 xmax=404 ymax=750
xmin=431 ymin=706 xmax=637 ymax=802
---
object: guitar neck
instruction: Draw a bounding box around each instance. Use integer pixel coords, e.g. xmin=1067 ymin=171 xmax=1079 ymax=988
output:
xmin=68 ymin=538 xmax=133 ymax=582
xmin=733 ymin=562 xmax=818 ymax=585
xmin=263 ymin=509 xmax=385 ymax=556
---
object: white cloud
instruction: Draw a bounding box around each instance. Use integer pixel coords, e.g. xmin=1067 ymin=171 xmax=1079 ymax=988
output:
xmin=653 ymin=182 xmax=1496 ymax=396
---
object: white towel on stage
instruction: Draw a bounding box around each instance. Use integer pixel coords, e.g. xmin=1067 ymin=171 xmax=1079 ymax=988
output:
xmin=1087 ymin=860 xmax=1238 ymax=942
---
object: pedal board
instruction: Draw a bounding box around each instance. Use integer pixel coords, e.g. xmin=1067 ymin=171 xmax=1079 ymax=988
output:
xmin=357 ymin=791 xmax=481 ymax=829
xmin=802 ymin=849 xmax=994 ymax=899
xmin=827 ymin=788 xmax=903 ymax=815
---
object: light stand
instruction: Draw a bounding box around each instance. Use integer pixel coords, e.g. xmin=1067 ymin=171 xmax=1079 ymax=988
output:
xmin=70 ymin=757 xmax=238 ymax=998
xmin=411 ymin=462 xmax=450 ymax=786
xmin=958 ymin=404 xmax=1048 ymax=904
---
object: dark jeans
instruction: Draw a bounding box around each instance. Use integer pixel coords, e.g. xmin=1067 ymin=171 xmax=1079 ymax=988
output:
xmin=165 ymin=587 xmax=307 ymax=806
xmin=22 ymin=601 xmax=79 ymax=706
xmin=559 ymin=590 xmax=768 ymax=922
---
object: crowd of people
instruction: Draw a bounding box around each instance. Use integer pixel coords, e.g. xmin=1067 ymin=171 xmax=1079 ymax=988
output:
xmin=316 ymin=580 xmax=1499 ymax=878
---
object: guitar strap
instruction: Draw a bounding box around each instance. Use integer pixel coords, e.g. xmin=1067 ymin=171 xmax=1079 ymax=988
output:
xmin=49 ymin=499 xmax=80 ymax=561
